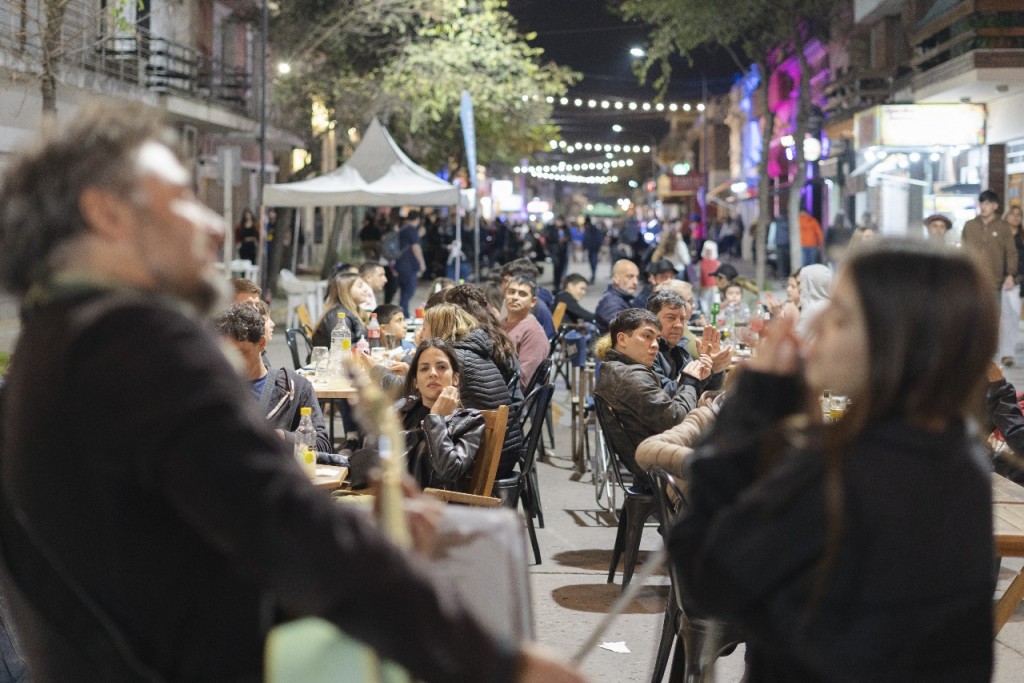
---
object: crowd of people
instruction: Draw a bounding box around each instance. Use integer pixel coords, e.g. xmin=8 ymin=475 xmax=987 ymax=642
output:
xmin=3 ymin=100 xmax=1024 ymax=683
xmin=0 ymin=102 xmax=583 ymax=682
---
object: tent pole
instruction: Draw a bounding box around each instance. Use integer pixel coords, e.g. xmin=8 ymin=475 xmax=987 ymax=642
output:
xmin=292 ymin=209 xmax=301 ymax=273
xmin=473 ymin=206 xmax=480 ymax=282
xmin=455 ymin=207 xmax=462 ymax=283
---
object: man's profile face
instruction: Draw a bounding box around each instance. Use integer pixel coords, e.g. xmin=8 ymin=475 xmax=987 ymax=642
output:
xmin=616 ymin=323 xmax=661 ymax=366
xmin=131 ymin=142 xmax=225 ymax=312
xmin=656 ymin=306 xmax=685 ymax=347
xmin=365 ymin=266 xmax=387 ymax=292
xmin=564 ymin=280 xmax=587 ymax=301
xmin=613 ymin=262 xmax=639 ymax=294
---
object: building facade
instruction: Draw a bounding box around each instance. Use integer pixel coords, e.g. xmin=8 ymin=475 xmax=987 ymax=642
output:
xmin=0 ymin=0 xmax=302 ymax=255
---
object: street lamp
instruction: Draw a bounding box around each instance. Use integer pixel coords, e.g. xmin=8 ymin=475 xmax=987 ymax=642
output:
xmin=629 ymin=46 xmax=646 ymax=58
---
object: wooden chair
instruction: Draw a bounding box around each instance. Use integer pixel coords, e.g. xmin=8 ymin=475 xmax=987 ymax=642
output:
xmin=296 ymin=303 xmax=315 ymax=339
xmin=551 ymin=300 xmax=568 ymax=331
xmin=424 ymin=404 xmax=508 ymax=507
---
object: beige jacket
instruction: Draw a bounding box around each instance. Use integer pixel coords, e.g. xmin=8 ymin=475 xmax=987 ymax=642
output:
xmin=635 ymin=396 xmax=721 ymax=479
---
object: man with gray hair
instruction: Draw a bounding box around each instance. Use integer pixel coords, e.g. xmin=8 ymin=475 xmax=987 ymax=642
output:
xmin=646 ymin=290 xmax=730 ymax=398
xmin=0 ymin=102 xmax=581 ymax=683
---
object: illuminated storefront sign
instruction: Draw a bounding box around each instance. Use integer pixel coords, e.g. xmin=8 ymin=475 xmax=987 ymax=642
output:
xmin=855 ymin=104 xmax=986 ymax=148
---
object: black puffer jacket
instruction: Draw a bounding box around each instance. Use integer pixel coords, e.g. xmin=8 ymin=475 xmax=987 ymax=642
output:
xmin=453 ymin=329 xmax=523 ymax=478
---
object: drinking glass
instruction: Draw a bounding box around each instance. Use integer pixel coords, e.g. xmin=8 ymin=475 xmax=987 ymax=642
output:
xmin=311 ymin=346 xmax=329 ymax=379
xmin=829 ymin=395 xmax=848 ymax=422
xmin=383 ymin=332 xmax=399 ymax=351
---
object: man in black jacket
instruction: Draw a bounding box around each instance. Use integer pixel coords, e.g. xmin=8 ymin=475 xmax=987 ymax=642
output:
xmin=0 ymin=101 xmax=581 ymax=683
xmin=594 ymin=309 xmax=710 ymax=446
xmin=555 ymin=273 xmax=596 ymax=326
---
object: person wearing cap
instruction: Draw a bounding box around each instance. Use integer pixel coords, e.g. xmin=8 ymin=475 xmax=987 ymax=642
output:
xmin=634 ymin=258 xmax=677 ymax=308
xmin=595 ymin=258 xmax=640 ymax=334
xmin=924 ymin=213 xmax=955 ymax=245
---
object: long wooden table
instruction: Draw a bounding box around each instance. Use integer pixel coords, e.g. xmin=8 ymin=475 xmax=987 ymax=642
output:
xmin=311 ymin=378 xmax=358 ymax=400
xmin=993 ymin=473 xmax=1024 ymax=633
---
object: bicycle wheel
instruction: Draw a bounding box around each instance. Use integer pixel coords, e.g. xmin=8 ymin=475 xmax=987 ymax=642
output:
xmin=591 ymin=418 xmax=616 ymax=514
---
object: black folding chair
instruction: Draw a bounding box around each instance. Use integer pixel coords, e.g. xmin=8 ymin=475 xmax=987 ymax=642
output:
xmin=494 ymin=384 xmax=554 ymax=565
xmin=285 ymin=328 xmax=314 ymax=370
xmin=521 ymin=356 xmax=556 ymax=457
xmin=593 ymin=395 xmax=659 ymax=590
xmin=647 ymin=466 xmax=745 ymax=683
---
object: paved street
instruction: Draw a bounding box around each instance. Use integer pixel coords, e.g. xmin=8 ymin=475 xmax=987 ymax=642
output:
xmin=1 ymin=254 xmax=1023 ymax=681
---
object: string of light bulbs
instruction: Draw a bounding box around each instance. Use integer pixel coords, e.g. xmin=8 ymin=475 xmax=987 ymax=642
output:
xmin=549 ymin=140 xmax=651 ymax=154
xmin=525 ymin=170 xmax=620 ymax=185
xmin=521 ymin=94 xmax=706 ymax=113
xmin=514 ymin=158 xmax=634 ymax=174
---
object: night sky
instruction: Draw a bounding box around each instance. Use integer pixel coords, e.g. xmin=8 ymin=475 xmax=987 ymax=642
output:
xmin=507 ymin=0 xmax=744 ymax=146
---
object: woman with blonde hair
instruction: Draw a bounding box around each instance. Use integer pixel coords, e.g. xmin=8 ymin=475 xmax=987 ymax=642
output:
xmin=311 ymin=272 xmax=368 ymax=347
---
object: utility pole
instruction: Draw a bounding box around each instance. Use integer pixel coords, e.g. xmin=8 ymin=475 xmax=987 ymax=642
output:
xmin=257 ymin=0 xmax=268 ymax=288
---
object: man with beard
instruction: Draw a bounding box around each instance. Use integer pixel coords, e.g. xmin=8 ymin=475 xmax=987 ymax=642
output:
xmin=0 ymin=102 xmax=582 ymax=683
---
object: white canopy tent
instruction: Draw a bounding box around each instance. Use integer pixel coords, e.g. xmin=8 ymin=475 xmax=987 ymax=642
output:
xmin=262 ymin=118 xmax=474 ymax=275
xmin=263 ymin=118 xmax=460 ymax=207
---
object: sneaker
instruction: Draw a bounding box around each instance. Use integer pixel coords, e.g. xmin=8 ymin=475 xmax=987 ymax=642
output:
xmin=1003 ymin=356 xmax=1016 ymax=367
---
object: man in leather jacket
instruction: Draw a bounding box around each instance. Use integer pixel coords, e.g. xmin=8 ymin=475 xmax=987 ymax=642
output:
xmin=594 ymin=308 xmax=711 ymax=447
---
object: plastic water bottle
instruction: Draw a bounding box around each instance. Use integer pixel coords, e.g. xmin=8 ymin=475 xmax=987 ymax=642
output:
xmin=294 ymin=406 xmax=317 ymax=477
xmin=331 ymin=312 xmax=351 ymax=352
xmin=367 ymin=313 xmax=381 ymax=349
xmin=329 ymin=312 xmax=351 ymax=376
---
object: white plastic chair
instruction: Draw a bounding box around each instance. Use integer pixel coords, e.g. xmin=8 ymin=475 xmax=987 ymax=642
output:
xmin=229 ymin=259 xmax=259 ymax=282
xmin=278 ymin=268 xmax=324 ymax=329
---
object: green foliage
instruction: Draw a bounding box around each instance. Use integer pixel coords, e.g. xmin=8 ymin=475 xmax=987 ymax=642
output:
xmin=619 ymin=0 xmax=830 ymax=91
xmin=270 ymin=0 xmax=576 ymax=172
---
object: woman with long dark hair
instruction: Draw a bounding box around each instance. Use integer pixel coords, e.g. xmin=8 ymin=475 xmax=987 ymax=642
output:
xmin=670 ymin=239 xmax=997 ymax=681
xmin=423 ymin=303 xmax=524 ymax=478
xmin=236 ymin=208 xmax=259 ymax=263
xmin=396 ymin=339 xmax=484 ymax=489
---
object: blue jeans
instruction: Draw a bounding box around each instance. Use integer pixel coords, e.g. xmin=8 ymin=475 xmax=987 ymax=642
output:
xmin=398 ymin=268 xmax=419 ymax=318
xmin=802 ymin=246 xmax=819 ymax=267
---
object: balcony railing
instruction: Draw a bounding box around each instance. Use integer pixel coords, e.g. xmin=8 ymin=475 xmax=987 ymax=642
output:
xmin=0 ymin=2 xmax=257 ymax=118
xmin=912 ymin=11 xmax=1024 ymax=73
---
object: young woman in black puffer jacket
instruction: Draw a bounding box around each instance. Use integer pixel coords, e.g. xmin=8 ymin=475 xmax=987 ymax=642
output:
xmin=424 ymin=304 xmax=524 ymax=479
